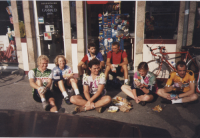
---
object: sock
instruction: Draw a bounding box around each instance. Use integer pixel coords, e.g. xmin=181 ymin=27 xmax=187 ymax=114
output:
xmin=54 ymin=111 xmax=58 ymax=113
xmin=171 ymin=98 xmax=183 ymax=104
xmin=62 ymin=91 xmax=69 ymax=98
xmin=74 ymin=89 xmax=80 ymax=95
xmin=41 ymin=98 xmax=46 ymax=102
xmin=124 ymin=79 xmax=128 ymax=83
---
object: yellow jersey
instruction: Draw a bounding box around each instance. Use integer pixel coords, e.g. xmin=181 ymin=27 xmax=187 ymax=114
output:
xmin=166 ymin=70 xmax=195 ymax=92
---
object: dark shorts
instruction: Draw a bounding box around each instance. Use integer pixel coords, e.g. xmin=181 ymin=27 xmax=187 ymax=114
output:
xmin=33 ymin=89 xmax=54 ymax=103
xmin=134 ymin=88 xmax=158 ymax=99
xmin=109 ymin=66 xmax=123 ymax=77
xmin=168 ymin=91 xmax=184 ymax=95
xmin=53 ymin=82 xmax=76 ymax=99
xmin=83 ymin=93 xmax=105 ymax=103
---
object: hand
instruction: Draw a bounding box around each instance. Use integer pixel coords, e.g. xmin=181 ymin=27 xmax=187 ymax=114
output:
xmin=135 ymin=97 xmax=140 ymax=104
xmin=135 ymin=80 xmax=142 ymax=87
xmin=68 ymin=73 xmax=74 ymax=78
xmin=38 ymin=86 xmax=46 ymax=94
xmin=85 ymin=101 xmax=94 ymax=110
xmin=166 ymin=94 xmax=172 ymax=100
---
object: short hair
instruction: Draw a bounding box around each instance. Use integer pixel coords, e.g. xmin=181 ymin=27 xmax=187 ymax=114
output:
xmin=37 ymin=55 xmax=49 ymax=66
xmin=112 ymin=42 xmax=120 ymax=47
xmin=87 ymin=58 xmax=100 ymax=75
xmin=88 ymin=43 xmax=96 ymax=49
xmin=137 ymin=62 xmax=148 ymax=71
xmin=54 ymin=55 xmax=68 ymax=66
xmin=176 ymin=61 xmax=186 ymax=70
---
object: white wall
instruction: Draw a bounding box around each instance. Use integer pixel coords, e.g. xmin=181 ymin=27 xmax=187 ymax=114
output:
xmin=72 ymin=43 xmax=78 ymax=73
xmin=21 ymin=43 xmax=29 ymax=71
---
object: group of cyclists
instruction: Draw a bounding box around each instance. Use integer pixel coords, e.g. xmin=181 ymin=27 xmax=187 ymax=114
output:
xmin=28 ymin=42 xmax=199 ymax=113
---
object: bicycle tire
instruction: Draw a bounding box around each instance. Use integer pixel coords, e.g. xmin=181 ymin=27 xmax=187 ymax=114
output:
xmin=187 ymin=57 xmax=199 ymax=80
xmin=147 ymin=60 xmax=172 ymax=78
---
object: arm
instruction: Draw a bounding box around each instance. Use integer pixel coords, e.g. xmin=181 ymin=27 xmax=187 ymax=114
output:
xmin=119 ymin=57 xmax=128 ymax=66
xmin=100 ymin=61 xmax=105 ymax=70
xmin=29 ymin=78 xmax=40 ymax=90
xmin=83 ymin=85 xmax=91 ymax=101
xmin=176 ymin=83 xmax=195 ymax=99
xmin=106 ymin=57 xmax=112 ymax=67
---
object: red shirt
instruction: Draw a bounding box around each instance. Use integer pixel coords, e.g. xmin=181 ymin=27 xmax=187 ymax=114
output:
xmin=107 ymin=50 xmax=127 ymax=64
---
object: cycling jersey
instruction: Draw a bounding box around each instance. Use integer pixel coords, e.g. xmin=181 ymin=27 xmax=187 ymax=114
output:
xmin=166 ymin=70 xmax=195 ymax=92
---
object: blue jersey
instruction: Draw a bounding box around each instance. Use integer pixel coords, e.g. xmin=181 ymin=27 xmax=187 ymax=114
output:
xmin=52 ymin=65 xmax=72 ymax=81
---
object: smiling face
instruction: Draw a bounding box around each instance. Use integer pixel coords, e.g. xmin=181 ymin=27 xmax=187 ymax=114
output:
xmin=89 ymin=64 xmax=100 ymax=75
xmin=138 ymin=69 xmax=148 ymax=77
xmin=38 ymin=59 xmax=48 ymax=72
xmin=58 ymin=57 xmax=66 ymax=69
xmin=177 ymin=65 xmax=186 ymax=78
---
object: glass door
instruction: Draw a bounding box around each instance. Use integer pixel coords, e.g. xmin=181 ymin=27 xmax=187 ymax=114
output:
xmin=33 ymin=1 xmax=64 ymax=69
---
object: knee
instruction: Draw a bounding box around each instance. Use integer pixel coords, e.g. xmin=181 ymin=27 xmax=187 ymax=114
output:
xmin=104 ymin=96 xmax=112 ymax=103
xmin=122 ymin=64 xmax=127 ymax=70
xmin=191 ymin=93 xmax=198 ymax=101
xmin=70 ymin=78 xmax=77 ymax=84
xmin=70 ymin=95 xmax=80 ymax=104
xmin=48 ymin=98 xmax=56 ymax=105
xmin=143 ymin=95 xmax=151 ymax=101
xmin=156 ymin=89 xmax=164 ymax=96
xmin=121 ymin=85 xmax=126 ymax=91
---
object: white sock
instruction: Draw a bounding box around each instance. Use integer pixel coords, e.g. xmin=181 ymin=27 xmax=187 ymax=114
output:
xmin=74 ymin=89 xmax=80 ymax=95
xmin=172 ymin=98 xmax=183 ymax=104
xmin=124 ymin=79 xmax=128 ymax=83
xmin=41 ymin=98 xmax=46 ymax=102
xmin=54 ymin=111 xmax=58 ymax=113
xmin=62 ymin=91 xmax=69 ymax=98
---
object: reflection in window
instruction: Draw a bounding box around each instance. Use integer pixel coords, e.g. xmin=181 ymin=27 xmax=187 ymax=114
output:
xmin=70 ymin=1 xmax=77 ymax=39
xmin=145 ymin=1 xmax=180 ymax=39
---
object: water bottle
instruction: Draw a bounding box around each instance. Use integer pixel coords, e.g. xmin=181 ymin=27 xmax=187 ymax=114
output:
xmin=171 ymin=61 xmax=176 ymax=68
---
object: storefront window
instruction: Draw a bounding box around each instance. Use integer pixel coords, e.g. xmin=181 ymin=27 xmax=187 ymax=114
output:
xmin=193 ymin=2 xmax=200 ymax=47
xmin=70 ymin=1 xmax=77 ymax=39
xmin=0 ymin=1 xmax=18 ymax=63
xmin=86 ymin=1 xmax=135 ymax=63
xmin=145 ymin=1 xmax=180 ymax=39
xmin=17 ymin=1 xmax=26 ymax=38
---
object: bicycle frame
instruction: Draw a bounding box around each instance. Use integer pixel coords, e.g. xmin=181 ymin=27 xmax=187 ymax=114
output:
xmin=148 ymin=46 xmax=198 ymax=75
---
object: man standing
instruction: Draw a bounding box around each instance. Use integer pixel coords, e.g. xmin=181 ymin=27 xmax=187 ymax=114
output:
xmin=104 ymin=42 xmax=129 ymax=84
xmin=28 ymin=55 xmax=58 ymax=112
xmin=78 ymin=43 xmax=104 ymax=81
xmin=157 ymin=61 xmax=198 ymax=104
xmin=75 ymin=58 xmax=111 ymax=113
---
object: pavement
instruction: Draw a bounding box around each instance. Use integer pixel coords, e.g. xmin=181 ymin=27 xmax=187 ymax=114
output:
xmin=0 ymin=70 xmax=200 ymax=138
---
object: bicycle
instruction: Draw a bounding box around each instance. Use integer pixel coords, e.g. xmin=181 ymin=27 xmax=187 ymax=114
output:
xmin=146 ymin=45 xmax=200 ymax=80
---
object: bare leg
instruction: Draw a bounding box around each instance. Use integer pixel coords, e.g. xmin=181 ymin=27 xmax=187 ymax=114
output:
xmin=121 ymin=85 xmax=136 ymax=99
xmin=94 ymin=95 xmax=112 ymax=108
xmin=121 ymin=64 xmax=128 ymax=79
xmin=137 ymin=94 xmax=154 ymax=102
xmin=58 ymin=80 xmax=67 ymax=93
xmin=70 ymin=95 xmax=87 ymax=106
xmin=36 ymin=80 xmax=45 ymax=99
xmin=48 ymin=97 xmax=58 ymax=112
xmin=67 ymin=78 xmax=78 ymax=90
xmin=181 ymin=93 xmax=198 ymax=103
xmin=104 ymin=66 xmax=111 ymax=80
xmin=156 ymin=87 xmax=174 ymax=99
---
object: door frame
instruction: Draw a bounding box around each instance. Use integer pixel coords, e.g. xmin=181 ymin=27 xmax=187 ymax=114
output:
xmin=33 ymin=0 xmax=65 ymax=69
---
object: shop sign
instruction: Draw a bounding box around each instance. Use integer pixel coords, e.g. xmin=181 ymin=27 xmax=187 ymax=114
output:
xmin=40 ymin=2 xmax=58 ymax=15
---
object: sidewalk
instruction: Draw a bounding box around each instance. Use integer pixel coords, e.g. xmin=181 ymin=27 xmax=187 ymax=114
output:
xmin=0 ymin=73 xmax=200 ymax=138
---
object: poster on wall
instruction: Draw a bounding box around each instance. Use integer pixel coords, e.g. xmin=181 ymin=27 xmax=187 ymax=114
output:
xmin=44 ymin=32 xmax=52 ymax=40
xmin=38 ymin=17 xmax=44 ymax=24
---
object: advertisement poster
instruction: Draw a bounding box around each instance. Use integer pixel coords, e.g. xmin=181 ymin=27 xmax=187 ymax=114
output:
xmin=44 ymin=32 xmax=52 ymax=40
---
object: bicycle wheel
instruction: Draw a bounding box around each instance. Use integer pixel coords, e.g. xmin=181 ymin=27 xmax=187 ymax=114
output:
xmin=187 ymin=57 xmax=199 ymax=80
xmin=147 ymin=60 xmax=172 ymax=78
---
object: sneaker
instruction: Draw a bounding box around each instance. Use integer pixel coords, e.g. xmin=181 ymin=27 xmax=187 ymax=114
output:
xmin=42 ymin=101 xmax=51 ymax=111
xmin=74 ymin=106 xmax=86 ymax=113
xmin=64 ymin=97 xmax=72 ymax=105
xmin=95 ymin=107 xmax=102 ymax=113
xmin=161 ymin=99 xmax=172 ymax=104
xmin=139 ymin=101 xmax=146 ymax=106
